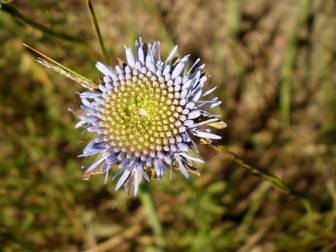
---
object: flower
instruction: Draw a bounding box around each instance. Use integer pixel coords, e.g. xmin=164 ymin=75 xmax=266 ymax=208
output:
xmin=70 ymin=38 xmax=223 ymax=196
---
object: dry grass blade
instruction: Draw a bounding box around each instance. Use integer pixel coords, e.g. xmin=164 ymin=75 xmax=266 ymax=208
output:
xmin=84 ymin=225 xmax=142 ymax=252
xmin=22 ymin=43 xmax=97 ymax=90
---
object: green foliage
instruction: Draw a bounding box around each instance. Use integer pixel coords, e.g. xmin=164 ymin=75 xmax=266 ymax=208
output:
xmin=1 ymin=0 xmax=336 ymax=251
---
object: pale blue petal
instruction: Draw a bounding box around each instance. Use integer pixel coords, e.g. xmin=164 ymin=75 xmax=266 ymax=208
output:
xmin=112 ymin=166 xmax=126 ymax=181
xmin=85 ymin=157 xmax=105 ymax=173
xmin=125 ymin=46 xmax=136 ymax=67
xmin=188 ymin=110 xmax=201 ymax=119
xmin=79 ymin=139 xmax=105 ymax=157
xmin=115 ymin=65 xmax=124 ymax=75
xmin=179 ymin=153 xmax=204 ymax=163
xmin=133 ymin=171 xmax=140 ymax=196
xmin=193 ymin=130 xmax=222 ymax=140
xmin=184 ymin=120 xmax=194 ymax=127
xmin=202 ymin=86 xmax=217 ymax=97
xmin=104 ymin=165 xmax=110 ymax=184
xmin=180 ymin=89 xmax=188 ymax=99
xmin=146 ymin=55 xmax=156 ymax=72
xmin=174 ymin=76 xmax=182 ymax=86
xmin=115 ymin=169 xmax=131 ymax=191
xmin=163 ymin=65 xmax=171 ymax=76
xmin=119 ymin=158 xmax=130 ymax=169
xmin=80 ymin=91 xmax=101 ymax=99
xmin=175 ymin=155 xmax=189 ymax=178
xmin=171 ymin=56 xmax=189 ymax=79
xmin=191 ymin=118 xmax=220 ymax=128
xmin=186 ymin=102 xmax=195 ymax=109
xmin=187 ymin=58 xmax=200 ymax=74
xmin=165 ymin=45 xmax=178 ymax=63
xmin=96 ymin=62 xmax=115 ymax=76
xmin=177 ymin=143 xmax=189 ymax=152
xmin=154 ymin=158 xmax=165 ymax=179
xmin=141 ymin=169 xmax=150 ymax=181
xmin=192 ymin=88 xmax=203 ymax=102
xmin=75 ymin=121 xmax=86 ymax=128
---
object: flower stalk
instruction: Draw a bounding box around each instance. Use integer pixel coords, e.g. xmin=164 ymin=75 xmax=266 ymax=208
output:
xmin=139 ymin=183 xmax=168 ymax=251
xmin=84 ymin=0 xmax=110 ymax=65
xmin=209 ymin=144 xmax=313 ymax=214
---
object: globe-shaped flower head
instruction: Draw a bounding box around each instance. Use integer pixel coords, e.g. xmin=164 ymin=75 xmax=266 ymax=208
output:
xmin=72 ymin=38 xmax=224 ymax=196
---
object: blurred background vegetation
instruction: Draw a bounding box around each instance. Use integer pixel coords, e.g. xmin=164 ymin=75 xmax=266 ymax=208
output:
xmin=0 ymin=0 xmax=336 ymax=251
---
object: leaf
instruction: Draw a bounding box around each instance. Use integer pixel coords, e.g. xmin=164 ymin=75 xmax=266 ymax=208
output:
xmin=208 ymin=121 xmax=228 ymax=129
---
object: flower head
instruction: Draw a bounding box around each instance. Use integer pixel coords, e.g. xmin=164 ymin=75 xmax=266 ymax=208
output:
xmin=71 ymin=38 xmax=224 ymax=196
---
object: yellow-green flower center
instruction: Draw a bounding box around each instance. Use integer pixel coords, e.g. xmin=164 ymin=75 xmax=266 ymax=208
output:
xmin=101 ymin=75 xmax=185 ymax=156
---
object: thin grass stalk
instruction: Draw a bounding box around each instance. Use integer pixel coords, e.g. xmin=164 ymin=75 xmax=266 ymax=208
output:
xmin=209 ymin=144 xmax=313 ymax=214
xmin=227 ymin=0 xmax=242 ymax=39
xmin=280 ymin=0 xmax=310 ymax=125
xmin=1 ymin=3 xmax=84 ymax=43
xmin=22 ymin=43 xmax=97 ymax=90
xmin=83 ymin=2 xmax=168 ymax=249
xmin=84 ymin=0 xmax=110 ymax=65
xmin=139 ymin=183 xmax=168 ymax=251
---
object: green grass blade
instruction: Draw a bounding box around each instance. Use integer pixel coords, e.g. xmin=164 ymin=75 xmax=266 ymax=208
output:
xmin=227 ymin=0 xmax=242 ymax=39
xmin=139 ymin=183 xmax=168 ymax=252
xmin=84 ymin=0 xmax=110 ymax=65
xmin=280 ymin=0 xmax=310 ymax=125
xmin=1 ymin=3 xmax=85 ymax=44
xmin=209 ymin=144 xmax=313 ymax=214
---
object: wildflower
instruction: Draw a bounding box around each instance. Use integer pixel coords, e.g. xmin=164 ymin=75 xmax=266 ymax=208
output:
xmin=70 ymin=38 xmax=224 ymax=196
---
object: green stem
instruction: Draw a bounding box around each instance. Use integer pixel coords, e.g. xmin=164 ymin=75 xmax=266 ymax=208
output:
xmin=139 ymin=183 xmax=168 ymax=251
xmin=280 ymin=0 xmax=310 ymax=125
xmin=227 ymin=0 xmax=242 ymax=39
xmin=1 ymin=3 xmax=84 ymax=44
xmin=210 ymin=144 xmax=313 ymax=214
xmin=84 ymin=0 xmax=110 ymax=65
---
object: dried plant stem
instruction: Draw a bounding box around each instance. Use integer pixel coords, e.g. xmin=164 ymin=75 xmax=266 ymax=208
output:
xmin=139 ymin=183 xmax=168 ymax=251
xmin=22 ymin=43 xmax=97 ymax=90
xmin=84 ymin=0 xmax=110 ymax=65
xmin=210 ymin=144 xmax=313 ymax=214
